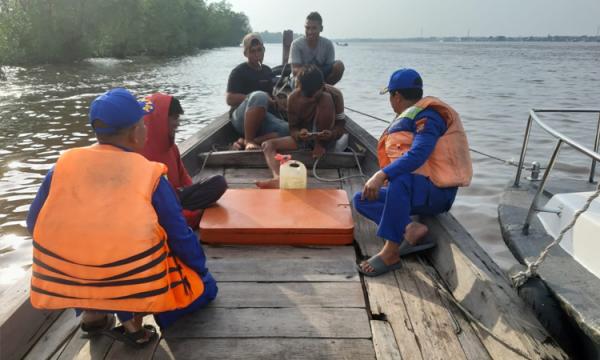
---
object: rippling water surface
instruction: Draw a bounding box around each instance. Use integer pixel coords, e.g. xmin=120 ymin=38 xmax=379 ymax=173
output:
xmin=1 ymin=41 xmax=599 ymax=292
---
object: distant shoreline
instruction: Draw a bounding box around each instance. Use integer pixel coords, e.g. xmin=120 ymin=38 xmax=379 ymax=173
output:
xmin=333 ymin=35 xmax=600 ymax=43
xmin=258 ymin=31 xmax=600 ymax=43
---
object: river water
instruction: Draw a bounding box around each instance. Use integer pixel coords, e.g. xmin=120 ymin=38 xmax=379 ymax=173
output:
xmin=1 ymin=41 xmax=599 ymax=292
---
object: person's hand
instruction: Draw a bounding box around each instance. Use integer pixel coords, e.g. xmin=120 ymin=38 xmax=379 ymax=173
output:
xmin=361 ymin=170 xmax=387 ymax=201
xmin=299 ymin=128 xmax=311 ymax=141
xmin=316 ymin=130 xmax=333 ymax=141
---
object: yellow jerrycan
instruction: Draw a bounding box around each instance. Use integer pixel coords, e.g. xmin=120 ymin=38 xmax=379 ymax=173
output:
xmin=276 ymin=154 xmax=307 ymax=189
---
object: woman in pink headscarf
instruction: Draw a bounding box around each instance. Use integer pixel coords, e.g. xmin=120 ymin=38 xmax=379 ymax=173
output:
xmin=140 ymin=93 xmax=227 ymax=229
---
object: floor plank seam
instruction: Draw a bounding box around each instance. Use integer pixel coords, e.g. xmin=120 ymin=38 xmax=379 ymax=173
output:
xmin=207 ymin=306 xmax=367 ymax=309
xmin=162 ymin=336 xmax=374 ymax=340
xmin=209 ymin=280 xmax=359 ymax=283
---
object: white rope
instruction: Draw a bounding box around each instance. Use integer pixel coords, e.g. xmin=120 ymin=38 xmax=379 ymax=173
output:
xmin=343 ymin=106 xmax=543 ymax=171
xmin=198 ymin=149 xmax=213 ymax=175
xmin=312 ymin=146 xmax=367 ymax=182
xmin=272 ymin=63 xmax=289 ymax=98
xmin=511 ymin=183 xmax=600 ymax=288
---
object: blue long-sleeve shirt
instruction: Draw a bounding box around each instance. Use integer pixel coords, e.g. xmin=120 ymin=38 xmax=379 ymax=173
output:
xmin=27 ymin=152 xmax=208 ymax=276
xmin=382 ymin=109 xmax=447 ymax=180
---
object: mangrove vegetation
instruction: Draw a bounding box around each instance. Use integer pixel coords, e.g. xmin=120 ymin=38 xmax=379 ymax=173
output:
xmin=0 ymin=0 xmax=251 ymax=65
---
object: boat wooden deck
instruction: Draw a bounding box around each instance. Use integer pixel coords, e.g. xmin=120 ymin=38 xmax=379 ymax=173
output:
xmin=16 ymin=164 xmax=567 ymax=359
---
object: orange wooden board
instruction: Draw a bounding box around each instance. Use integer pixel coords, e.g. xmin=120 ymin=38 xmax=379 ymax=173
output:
xmin=200 ymin=189 xmax=354 ymax=245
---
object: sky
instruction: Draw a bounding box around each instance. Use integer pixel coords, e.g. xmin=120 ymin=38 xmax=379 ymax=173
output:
xmin=220 ymin=0 xmax=600 ymax=39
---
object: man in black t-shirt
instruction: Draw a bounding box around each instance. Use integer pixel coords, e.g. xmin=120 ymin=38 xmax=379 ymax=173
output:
xmin=226 ymin=33 xmax=289 ymax=150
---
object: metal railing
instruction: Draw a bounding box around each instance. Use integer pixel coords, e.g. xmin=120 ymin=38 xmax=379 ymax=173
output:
xmin=513 ymin=109 xmax=600 ymax=234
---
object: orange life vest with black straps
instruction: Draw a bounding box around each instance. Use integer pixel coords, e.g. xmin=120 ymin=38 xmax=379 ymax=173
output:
xmin=377 ymin=96 xmax=472 ymax=188
xmin=30 ymin=144 xmax=204 ymax=312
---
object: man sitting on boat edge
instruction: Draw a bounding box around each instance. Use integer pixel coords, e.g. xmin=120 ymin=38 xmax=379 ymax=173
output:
xmin=256 ymin=65 xmax=346 ymax=189
xmin=226 ymin=32 xmax=289 ymax=151
xmin=354 ymin=69 xmax=472 ymax=277
xmin=26 ymin=88 xmax=218 ymax=346
xmin=290 ymin=11 xmax=345 ymax=85
xmin=140 ymin=93 xmax=227 ymax=229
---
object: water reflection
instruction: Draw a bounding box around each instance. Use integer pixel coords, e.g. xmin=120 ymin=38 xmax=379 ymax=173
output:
xmin=1 ymin=42 xmax=599 ymax=291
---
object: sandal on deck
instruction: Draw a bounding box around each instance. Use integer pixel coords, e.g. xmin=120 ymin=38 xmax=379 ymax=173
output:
xmin=80 ymin=314 xmax=116 ymax=337
xmin=104 ymin=324 xmax=158 ymax=348
xmin=230 ymin=138 xmax=245 ymax=151
xmin=399 ymin=236 xmax=436 ymax=257
xmin=356 ymin=255 xmax=402 ymax=277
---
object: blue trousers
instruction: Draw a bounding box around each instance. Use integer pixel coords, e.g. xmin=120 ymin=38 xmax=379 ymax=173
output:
xmin=353 ymin=173 xmax=457 ymax=243
xmin=76 ymin=271 xmax=218 ymax=329
xmin=154 ymin=271 xmax=218 ymax=329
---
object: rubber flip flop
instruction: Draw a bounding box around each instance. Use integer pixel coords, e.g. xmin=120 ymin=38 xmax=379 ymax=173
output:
xmin=103 ymin=324 xmax=158 ymax=348
xmin=80 ymin=314 xmax=116 ymax=337
xmin=356 ymin=255 xmax=402 ymax=277
xmin=399 ymin=236 xmax=436 ymax=257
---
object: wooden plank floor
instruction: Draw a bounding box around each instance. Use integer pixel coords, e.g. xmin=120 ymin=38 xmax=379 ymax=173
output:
xmin=27 ymin=165 xmax=509 ymax=359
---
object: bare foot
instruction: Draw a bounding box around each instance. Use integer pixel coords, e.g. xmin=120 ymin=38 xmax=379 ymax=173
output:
xmin=256 ymin=178 xmax=280 ymax=189
xmin=312 ymin=143 xmax=326 ymax=158
xmin=359 ymin=240 xmax=400 ymax=273
xmin=404 ymin=222 xmax=429 ymax=246
xmin=245 ymin=141 xmax=261 ymax=151
xmin=231 ymin=138 xmax=245 ymax=150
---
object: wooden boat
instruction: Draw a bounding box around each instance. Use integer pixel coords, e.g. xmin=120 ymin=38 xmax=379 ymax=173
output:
xmin=499 ymin=109 xmax=600 ymax=358
xmin=1 ymin=112 xmax=568 ymax=359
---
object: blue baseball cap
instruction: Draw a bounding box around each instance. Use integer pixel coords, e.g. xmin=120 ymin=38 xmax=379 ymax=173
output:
xmin=380 ymin=68 xmax=423 ymax=95
xmin=89 ymin=88 xmax=154 ymax=134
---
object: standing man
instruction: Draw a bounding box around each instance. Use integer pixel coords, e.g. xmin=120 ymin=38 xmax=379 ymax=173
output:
xmin=354 ymin=69 xmax=472 ymax=277
xmin=227 ymin=33 xmax=289 ymax=151
xmin=290 ymin=12 xmax=345 ymax=85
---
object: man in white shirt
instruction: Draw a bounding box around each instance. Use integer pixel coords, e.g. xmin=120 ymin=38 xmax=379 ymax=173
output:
xmin=290 ymin=12 xmax=345 ymax=85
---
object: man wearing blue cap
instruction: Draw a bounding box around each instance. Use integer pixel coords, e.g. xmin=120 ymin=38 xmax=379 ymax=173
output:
xmin=353 ymin=69 xmax=472 ymax=276
xmin=27 ymin=88 xmax=218 ymax=346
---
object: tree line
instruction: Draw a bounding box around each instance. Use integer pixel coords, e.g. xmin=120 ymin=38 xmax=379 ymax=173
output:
xmin=0 ymin=0 xmax=251 ymax=65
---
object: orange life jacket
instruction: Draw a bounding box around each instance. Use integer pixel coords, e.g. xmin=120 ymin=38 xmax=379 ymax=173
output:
xmin=30 ymin=144 xmax=204 ymax=312
xmin=377 ymin=97 xmax=472 ymax=187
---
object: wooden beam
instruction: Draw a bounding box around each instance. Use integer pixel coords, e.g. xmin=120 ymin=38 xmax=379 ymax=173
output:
xmin=180 ymin=113 xmax=235 ymax=175
xmin=224 ymin=167 xmax=342 ymax=189
xmin=371 ymin=320 xmax=402 ymax=360
xmin=422 ymin=213 xmax=567 ymax=359
xmin=0 ymin=271 xmax=61 ymax=360
xmin=55 ymin=327 xmax=114 ymax=360
xmin=154 ymin=338 xmax=376 ymax=360
xmin=205 ymin=245 xmax=359 ymax=282
xmin=364 ymin=272 xmax=423 ymax=360
xmin=164 ymin=308 xmax=371 ymax=339
xmin=199 ymin=150 xmax=364 ymax=169
xmin=23 ymin=310 xmax=79 ymax=360
xmin=213 ymin=282 xmax=365 ymax=308
xmin=393 ymin=259 xmax=469 ymax=359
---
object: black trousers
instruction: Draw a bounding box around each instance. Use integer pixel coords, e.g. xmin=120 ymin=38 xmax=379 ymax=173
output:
xmin=178 ymin=175 xmax=227 ymax=210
